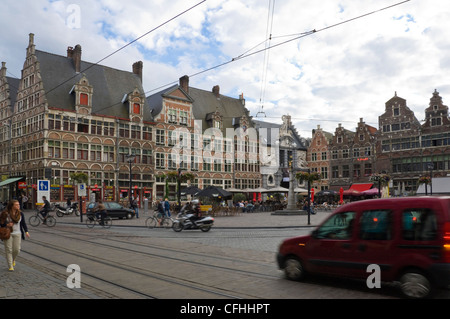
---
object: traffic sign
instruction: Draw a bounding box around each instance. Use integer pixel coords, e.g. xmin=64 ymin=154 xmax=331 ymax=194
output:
xmin=38 ymin=180 xmax=49 ymax=191
xmin=77 ymin=183 xmax=87 ymax=197
xmin=37 ymin=180 xmax=50 ymax=204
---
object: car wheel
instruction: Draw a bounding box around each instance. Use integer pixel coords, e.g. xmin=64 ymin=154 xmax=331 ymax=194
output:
xmin=399 ymin=270 xmax=432 ymax=299
xmin=126 ymin=212 xmax=133 ymax=219
xmin=284 ymin=257 xmax=305 ymax=281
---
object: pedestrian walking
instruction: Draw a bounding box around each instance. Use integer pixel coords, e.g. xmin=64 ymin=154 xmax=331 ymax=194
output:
xmin=0 ymin=200 xmax=30 ymax=271
xmin=131 ymin=197 xmax=139 ymax=218
xmin=22 ymin=194 xmax=28 ymax=210
xmin=164 ymin=198 xmax=171 ymax=217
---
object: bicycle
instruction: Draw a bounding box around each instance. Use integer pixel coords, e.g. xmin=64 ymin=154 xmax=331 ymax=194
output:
xmin=145 ymin=211 xmax=174 ymax=229
xmin=29 ymin=210 xmax=57 ymax=227
xmin=86 ymin=213 xmax=112 ymax=229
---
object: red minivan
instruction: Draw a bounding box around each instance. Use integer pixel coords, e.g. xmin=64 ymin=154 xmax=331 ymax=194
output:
xmin=277 ymin=197 xmax=450 ymax=298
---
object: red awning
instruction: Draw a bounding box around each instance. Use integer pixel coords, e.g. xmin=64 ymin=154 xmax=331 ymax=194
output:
xmin=349 ymin=183 xmax=373 ymax=192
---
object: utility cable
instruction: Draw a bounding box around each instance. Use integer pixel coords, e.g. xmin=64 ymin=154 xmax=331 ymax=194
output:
xmin=146 ymin=0 xmax=410 ymax=96
xmin=43 ymin=0 xmax=206 ymax=97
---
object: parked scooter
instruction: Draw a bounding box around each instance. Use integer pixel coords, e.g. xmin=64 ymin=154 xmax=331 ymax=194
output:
xmin=56 ymin=202 xmax=80 ymax=217
xmin=172 ymin=206 xmax=214 ymax=232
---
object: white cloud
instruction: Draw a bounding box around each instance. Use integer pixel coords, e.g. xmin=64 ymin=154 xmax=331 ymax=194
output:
xmin=1 ymin=0 xmax=449 ymax=138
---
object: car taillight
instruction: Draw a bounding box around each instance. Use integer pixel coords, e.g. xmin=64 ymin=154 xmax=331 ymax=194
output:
xmin=443 ymin=222 xmax=450 ymax=263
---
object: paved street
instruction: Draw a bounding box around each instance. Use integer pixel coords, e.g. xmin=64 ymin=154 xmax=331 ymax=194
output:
xmin=1 ymin=209 xmax=448 ymax=301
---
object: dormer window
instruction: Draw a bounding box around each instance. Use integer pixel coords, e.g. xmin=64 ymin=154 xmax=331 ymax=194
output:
xmin=80 ymin=93 xmax=88 ymax=106
xmin=133 ymin=103 xmax=140 ymax=114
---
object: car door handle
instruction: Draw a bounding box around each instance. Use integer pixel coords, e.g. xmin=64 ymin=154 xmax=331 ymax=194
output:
xmin=358 ymin=244 xmax=367 ymax=252
xmin=341 ymin=243 xmax=351 ymax=249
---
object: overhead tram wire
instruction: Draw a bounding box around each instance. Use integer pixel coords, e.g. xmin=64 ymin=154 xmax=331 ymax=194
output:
xmin=256 ymin=0 xmax=276 ymax=118
xmin=42 ymin=0 xmax=206 ymax=98
xmin=95 ymin=0 xmax=411 ymax=115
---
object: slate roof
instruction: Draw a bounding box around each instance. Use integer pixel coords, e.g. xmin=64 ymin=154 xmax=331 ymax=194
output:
xmin=35 ymin=50 xmax=152 ymax=121
xmin=5 ymin=76 xmax=20 ymax=110
xmin=147 ymin=84 xmax=252 ymax=132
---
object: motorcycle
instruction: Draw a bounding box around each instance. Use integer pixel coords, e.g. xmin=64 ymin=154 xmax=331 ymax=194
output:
xmin=56 ymin=202 xmax=80 ymax=217
xmin=172 ymin=209 xmax=214 ymax=232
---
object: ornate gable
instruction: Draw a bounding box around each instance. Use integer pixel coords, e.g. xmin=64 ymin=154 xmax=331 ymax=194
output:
xmin=424 ymin=89 xmax=450 ymax=128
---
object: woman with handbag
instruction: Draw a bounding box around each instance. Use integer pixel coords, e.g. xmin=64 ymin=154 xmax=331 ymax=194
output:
xmin=0 ymin=200 xmax=30 ymax=271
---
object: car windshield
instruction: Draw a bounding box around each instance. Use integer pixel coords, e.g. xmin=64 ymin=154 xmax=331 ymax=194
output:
xmin=107 ymin=202 xmax=122 ymax=209
xmin=315 ymin=212 xmax=356 ymax=239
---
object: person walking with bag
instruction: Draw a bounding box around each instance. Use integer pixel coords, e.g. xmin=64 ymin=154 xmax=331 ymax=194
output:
xmin=0 ymin=200 xmax=30 ymax=271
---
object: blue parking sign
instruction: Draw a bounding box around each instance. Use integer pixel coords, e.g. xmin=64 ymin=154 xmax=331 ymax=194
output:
xmin=39 ymin=180 xmax=49 ymax=191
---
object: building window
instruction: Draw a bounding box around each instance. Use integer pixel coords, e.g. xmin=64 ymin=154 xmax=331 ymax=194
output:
xmin=156 ymin=129 xmax=165 ymax=145
xmin=342 ymin=165 xmax=350 ymax=178
xmin=353 ymin=164 xmax=361 ymax=178
xmin=156 ymin=153 xmax=165 ymax=169
xmin=168 ymin=109 xmax=177 ymax=123
xmin=431 ymin=117 xmax=442 ymax=126
xmin=143 ymin=127 xmax=152 ymax=140
xmin=131 ymin=125 xmax=140 ymax=139
xmin=321 ymin=166 xmax=328 ymax=179
xmin=133 ymin=103 xmax=140 ymax=114
xmin=103 ymin=146 xmax=115 ymax=162
xmin=342 ymin=149 xmax=349 ymax=158
xmin=80 ymin=93 xmax=88 ymax=106
xmin=180 ymin=111 xmax=188 ymax=125
xmin=77 ymin=143 xmax=89 ymax=160
xmin=393 ymin=107 xmax=400 ymax=116
xmin=119 ymin=124 xmax=129 ymax=138
xmin=62 ymin=142 xmax=75 ymax=159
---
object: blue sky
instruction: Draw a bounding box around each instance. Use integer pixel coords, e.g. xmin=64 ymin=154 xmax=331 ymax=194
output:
xmin=1 ymin=0 xmax=449 ymax=137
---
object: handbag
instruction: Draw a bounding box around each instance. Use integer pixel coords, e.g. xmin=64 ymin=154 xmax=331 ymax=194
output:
xmin=0 ymin=226 xmax=11 ymax=240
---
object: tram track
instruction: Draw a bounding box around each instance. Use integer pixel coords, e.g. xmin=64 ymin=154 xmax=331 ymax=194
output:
xmin=34 ymin=226 xmax=278 ymax=279
xmin=21 ymin=225 xmax=282 ymax=299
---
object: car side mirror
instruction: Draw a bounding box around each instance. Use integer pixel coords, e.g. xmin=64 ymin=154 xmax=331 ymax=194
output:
xmin=311 ymin=229 xmax=319 ymax=238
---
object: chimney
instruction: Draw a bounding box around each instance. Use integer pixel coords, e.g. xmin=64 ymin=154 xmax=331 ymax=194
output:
xmin=67 ymin=46 xmax=74 ymax=58
xmin=239 ymin=93 xmax=245 ymax=105
xmin=29 ymin=33 xmax=35 ymax=46
xmin=132 ymin=61 xmax=143 ymax=82
xmin=1 ymin=62 xmax=6 ymax=77
xmin=212 ymin=85 xmax=220 ymax=98
xmin=72 ymin=44 xmax=82 ymax=73
xmin=27 ymin=33 xmax=35 ymax=55
xmin=179 ymin=75 xmax=189 ymax=94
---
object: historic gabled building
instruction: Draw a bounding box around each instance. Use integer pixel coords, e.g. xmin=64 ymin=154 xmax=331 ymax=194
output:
xmin=254 ymin=115 xmax=309 ymax=192
xmin=376 ymin=90 xmax=450 ymax=195
xmin=307 ymin=125 xmax=333 ymax=191
xmin=147 ymin=75 xmax=261 ymax=199
xmin=328 ymin=123 xmax=355 ymax=189
xmin=0 ymin=34 xmax=155 ymax=205
xmin=351 ymin=118 xmax=377 ymax=182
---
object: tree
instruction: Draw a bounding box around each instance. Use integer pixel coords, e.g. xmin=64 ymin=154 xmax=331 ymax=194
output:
xmin=295 ymin=171 xmax=321 ymax=184
xmin=70 ymin=172 xmax=88 ymax=184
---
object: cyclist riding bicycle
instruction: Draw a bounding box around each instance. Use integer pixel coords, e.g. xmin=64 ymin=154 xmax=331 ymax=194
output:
xmin=40 ymin=196 xmax=51 ymax=224
xmin=94 ymin=200 xmax=107 ymax=225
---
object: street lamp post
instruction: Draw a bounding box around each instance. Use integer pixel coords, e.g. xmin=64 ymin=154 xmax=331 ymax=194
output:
xmin=427 ymin=162 xmax=434 ymax=196
xmin=177 ymin=168 xmax=186 ymax=211
xmin=126 ymin=153 xmax=136 ymax=207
